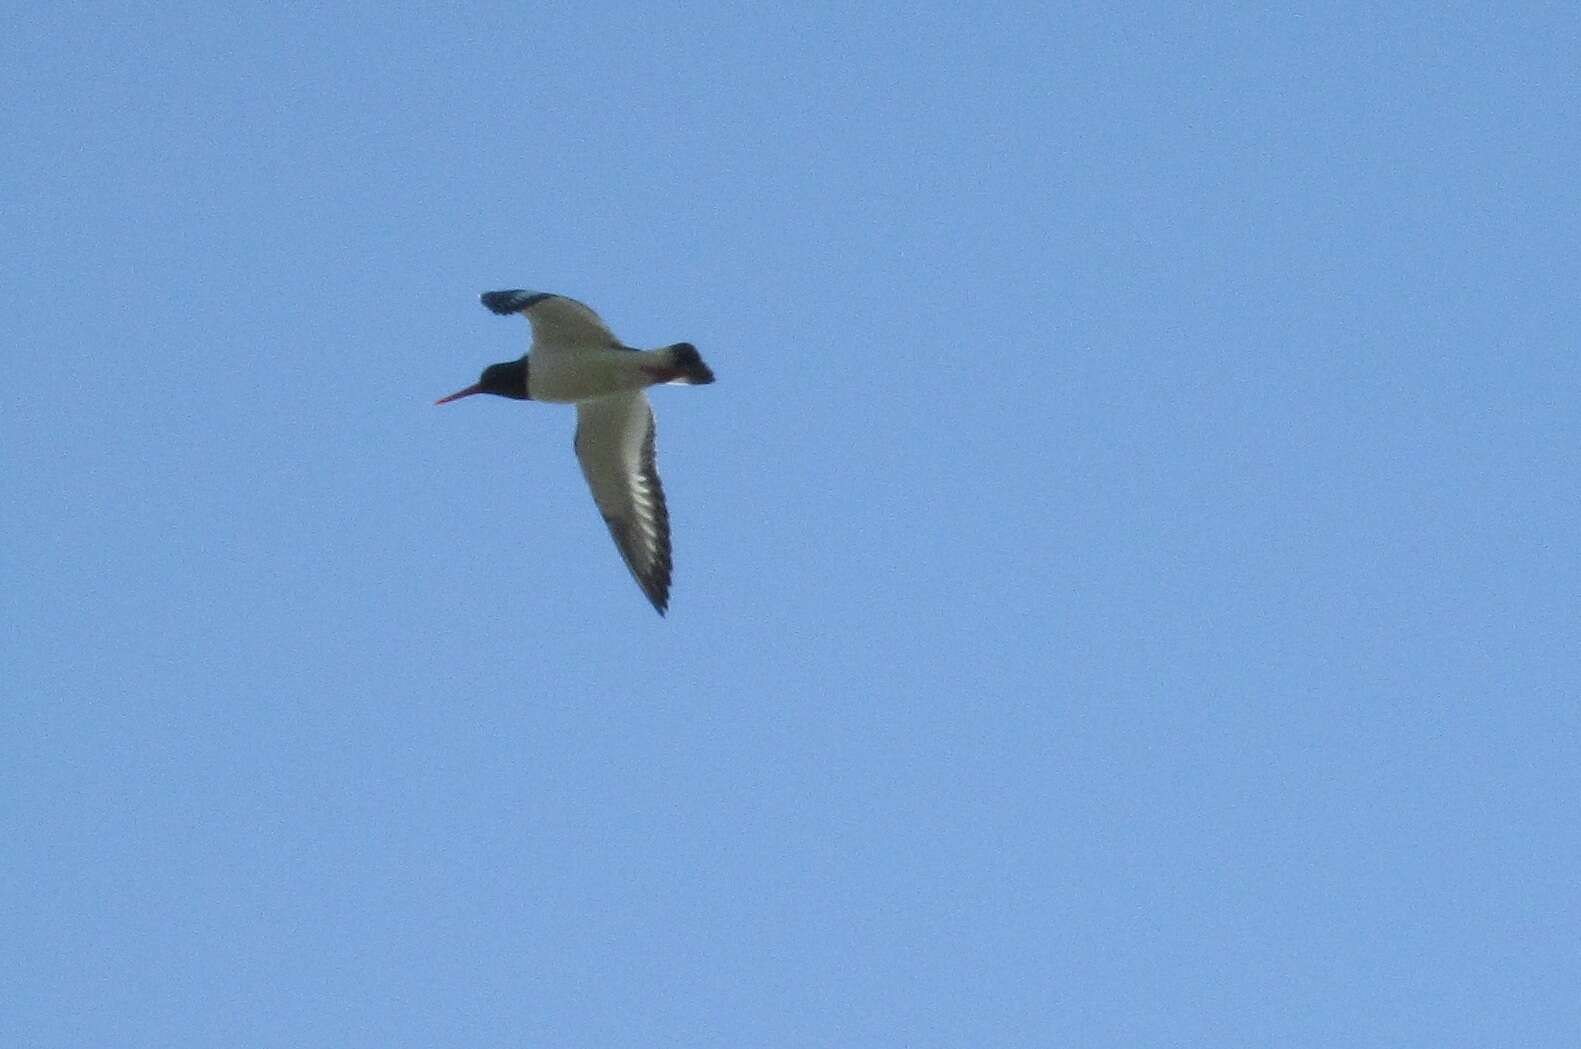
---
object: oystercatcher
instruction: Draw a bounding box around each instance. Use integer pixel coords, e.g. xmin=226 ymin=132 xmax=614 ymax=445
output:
xmin=437 ymin=290 xmax=714 ymax=615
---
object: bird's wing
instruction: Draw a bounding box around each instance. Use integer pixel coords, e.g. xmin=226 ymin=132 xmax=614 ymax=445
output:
xmin=574 ymin=391 xmax=673 ymax=615
xmin=481 ymin=289 xmax=622 ymax=356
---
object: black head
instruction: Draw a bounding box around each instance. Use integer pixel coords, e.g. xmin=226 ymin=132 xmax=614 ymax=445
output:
xmin=479 ymin=359 xmax=529 ymax=399
xmin=435 ymin=357 xmax=529 ymax=404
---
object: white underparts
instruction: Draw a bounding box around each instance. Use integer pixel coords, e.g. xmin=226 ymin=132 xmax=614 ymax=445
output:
xmin=528 ymin=348 xmax=670 ymax=404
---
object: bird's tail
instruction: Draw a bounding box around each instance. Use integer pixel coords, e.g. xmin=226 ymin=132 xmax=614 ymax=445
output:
xmin=659 ymin=342 xmax=715 ymax=385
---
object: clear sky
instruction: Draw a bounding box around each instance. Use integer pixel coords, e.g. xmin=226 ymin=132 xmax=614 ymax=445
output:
xmin=4 ymin=4 xmax=1578 ymax=1047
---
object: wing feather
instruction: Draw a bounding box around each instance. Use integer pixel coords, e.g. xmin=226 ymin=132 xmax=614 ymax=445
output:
xmin=573 ymin=392 xmax=673 ymax=614
xmin=481 ymin=289 xmax=622 ymax=355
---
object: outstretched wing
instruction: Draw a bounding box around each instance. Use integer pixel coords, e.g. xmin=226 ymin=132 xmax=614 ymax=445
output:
xmin=480 ymin=289 xmax=622 ymax=356
xmin=573 ymin=392 xmax=673 ymax=615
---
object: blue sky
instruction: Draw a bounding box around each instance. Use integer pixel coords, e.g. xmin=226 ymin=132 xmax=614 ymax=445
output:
xmin=4 ymin=4 xmax=1578 ymax=1046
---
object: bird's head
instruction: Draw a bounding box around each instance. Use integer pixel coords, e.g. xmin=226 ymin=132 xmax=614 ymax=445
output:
xmin=435 ymin=358 xmax=529 ymax=404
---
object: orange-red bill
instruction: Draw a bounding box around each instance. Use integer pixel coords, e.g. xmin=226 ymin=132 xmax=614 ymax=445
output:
xmin=435 ymin=384 xmax=483 ymax=405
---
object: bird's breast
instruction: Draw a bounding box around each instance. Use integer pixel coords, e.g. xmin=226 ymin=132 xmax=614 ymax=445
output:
xmin=528 ymin=350 xmax=659 ymax=404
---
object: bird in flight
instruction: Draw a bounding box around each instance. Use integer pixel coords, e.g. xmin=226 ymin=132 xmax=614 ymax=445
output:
xmin=437 ymin=290 xmax=715 ymax=615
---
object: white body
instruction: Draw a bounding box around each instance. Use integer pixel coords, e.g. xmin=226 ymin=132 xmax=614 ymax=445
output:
xmin=470 ymin=289 xmax=713 ymax=614
xmin=530 ymin=346 xmax=668 ymax=403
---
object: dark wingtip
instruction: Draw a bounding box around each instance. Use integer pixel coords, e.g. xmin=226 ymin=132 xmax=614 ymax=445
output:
xmin=641 ymin=585 xmax=669 ymax=616
xmin=648 ymin=578 xmax=671 ymax=615
xmin=481 ymin=289 xmax=553 ymax=315
xmin=480 ymin=290 xmax=522 ymax=314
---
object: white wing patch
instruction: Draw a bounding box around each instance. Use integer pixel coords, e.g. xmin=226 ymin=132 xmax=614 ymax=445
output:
xmin=524 ymin=296 xmax=623 ymax=354
xmin=573 ymin=392 xmax=672 ymax=614
xmin=481 ymin=290 xmax=622 ymax=355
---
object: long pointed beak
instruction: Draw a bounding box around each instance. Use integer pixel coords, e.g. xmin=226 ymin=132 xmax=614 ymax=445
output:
xmin=435 ymin=383 xmax=483 ymax=405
